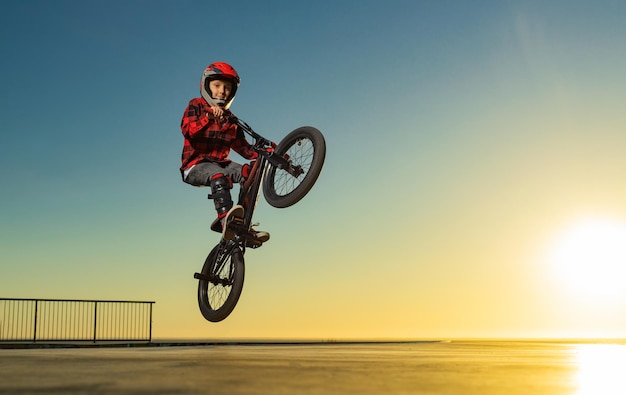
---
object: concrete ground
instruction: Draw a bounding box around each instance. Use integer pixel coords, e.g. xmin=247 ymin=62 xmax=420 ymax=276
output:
xmin=1 ymin=340 xmax=623 ymax=394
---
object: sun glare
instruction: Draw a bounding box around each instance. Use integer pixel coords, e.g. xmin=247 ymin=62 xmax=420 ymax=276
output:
xmin=547 ymin=217 xmax=626 ymax=302
xmin=574 ymin=344 xmax=626 ymax=394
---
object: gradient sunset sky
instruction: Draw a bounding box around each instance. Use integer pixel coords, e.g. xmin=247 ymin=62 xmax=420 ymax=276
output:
xmin=2 ymin=0 xmax=626 ymax=339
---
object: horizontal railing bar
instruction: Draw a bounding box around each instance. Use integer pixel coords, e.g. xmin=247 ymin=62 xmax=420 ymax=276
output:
xmin=0 ymin=339 xmax=155 ymax=344
xmin=0 ymin=298 xmax=154 ymax=304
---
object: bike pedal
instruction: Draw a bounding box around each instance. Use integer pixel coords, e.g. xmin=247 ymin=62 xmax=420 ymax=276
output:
xmin=246 ymin=240 xmax=263 ymax=249
xmin=194 ymin=272 xmax=212 ymax=281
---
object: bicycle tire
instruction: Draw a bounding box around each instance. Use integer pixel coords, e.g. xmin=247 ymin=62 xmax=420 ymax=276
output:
xmin=263 ymin=126 xmax=326 ymax=208
xmin=197 ymin=242 xmax=245 ymax=322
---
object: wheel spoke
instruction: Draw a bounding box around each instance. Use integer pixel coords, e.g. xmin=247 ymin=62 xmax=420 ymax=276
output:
xmin=207 ymin=247 xmax=234 ymax=309
xmin=262 ymin=126 xmax=325 ymax=209
xmin=197 ymin=242 xmax=245 ymax=322
xmin=274 ymin=137 xmax=315 ymax=196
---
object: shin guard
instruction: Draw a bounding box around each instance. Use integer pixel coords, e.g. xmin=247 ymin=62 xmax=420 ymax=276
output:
xmin=209 ymin=173 xmax=233 ymax=220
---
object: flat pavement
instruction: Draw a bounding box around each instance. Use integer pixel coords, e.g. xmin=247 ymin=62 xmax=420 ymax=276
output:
xmin=1 ymin=340 xmax=625 ymax=394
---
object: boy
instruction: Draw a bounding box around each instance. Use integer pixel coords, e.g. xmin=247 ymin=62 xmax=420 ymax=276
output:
xmin=180 ymin=62 xmax=269 ymax=243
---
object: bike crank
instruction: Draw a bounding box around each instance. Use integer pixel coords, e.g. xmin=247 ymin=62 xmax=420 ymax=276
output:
xmin=193 ymin=272 xmax=233 ymax=286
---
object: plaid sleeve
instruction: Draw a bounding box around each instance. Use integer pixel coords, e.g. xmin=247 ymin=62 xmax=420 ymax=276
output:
xmin=180 ymin=98 xmax=210 ymax=138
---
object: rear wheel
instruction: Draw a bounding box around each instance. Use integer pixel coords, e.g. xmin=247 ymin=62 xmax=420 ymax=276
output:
xmin=263 ymin=126 xmax=326 ymax=208
xmin=196 ymin=241 xmax=245 ymax=322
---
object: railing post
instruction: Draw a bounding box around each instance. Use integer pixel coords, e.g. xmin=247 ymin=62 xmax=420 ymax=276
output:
xmin=93 ymin=301 xmax=98 ymax=343
xmin=149 ymin=303 xmax=153 ymax=343
xmin=33 ymin=300 xmax=38 ymax=343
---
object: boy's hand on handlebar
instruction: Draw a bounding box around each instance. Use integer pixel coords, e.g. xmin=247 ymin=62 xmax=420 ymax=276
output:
xmin=209 ymin=104 xmax=224 ymax=120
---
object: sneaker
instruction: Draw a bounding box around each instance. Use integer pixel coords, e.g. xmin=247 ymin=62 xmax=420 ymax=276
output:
xmin=245 ymin=229 xmax=270 ymax=248
xmin=251 ymin=230 xmax=270 ymax=243
xmin=222 ymin=205 xmax=245 ymax=240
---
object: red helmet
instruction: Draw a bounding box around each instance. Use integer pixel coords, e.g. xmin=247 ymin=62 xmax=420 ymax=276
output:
xmin=200 ymin=62 xmax=240 ymax=109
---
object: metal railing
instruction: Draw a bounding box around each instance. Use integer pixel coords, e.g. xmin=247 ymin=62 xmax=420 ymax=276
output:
xmin=0 ymin=298 xmax=154 ymax=343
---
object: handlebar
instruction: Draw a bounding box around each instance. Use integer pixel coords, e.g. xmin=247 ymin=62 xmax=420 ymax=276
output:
xmin=231 ymin=116 xmax=272 ymax=147
xmin=230 ymin=115 xmax=291 ymax=171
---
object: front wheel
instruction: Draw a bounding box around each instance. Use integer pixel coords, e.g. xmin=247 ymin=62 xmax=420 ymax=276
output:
xmin=263 ymin=126 xmax=326 ymax=208
xmin=196 ymin=241 xmax=245 ymax=322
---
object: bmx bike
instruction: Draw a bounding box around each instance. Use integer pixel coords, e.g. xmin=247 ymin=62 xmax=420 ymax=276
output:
xmin=193 ymin=116 xmax=326 ymax=322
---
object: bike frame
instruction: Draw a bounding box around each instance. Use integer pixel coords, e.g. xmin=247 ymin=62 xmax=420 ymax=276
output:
xmin=224 ymin=118 xmax=296 ymax=248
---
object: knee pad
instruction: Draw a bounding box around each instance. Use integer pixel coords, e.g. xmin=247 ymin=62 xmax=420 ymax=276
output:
xmin=210 ymin=173 xmax=233 ymax=190
xmin=209 ymin=174 xmax=233 ymax=216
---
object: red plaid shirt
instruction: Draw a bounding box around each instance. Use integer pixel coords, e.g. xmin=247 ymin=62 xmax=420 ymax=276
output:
xmin=180 ymin=98 xmax=258 ymax=173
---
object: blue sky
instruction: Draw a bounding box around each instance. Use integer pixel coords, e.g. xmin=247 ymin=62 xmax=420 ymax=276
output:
xmin=2 ymin=0 xmax=626 ymax=339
